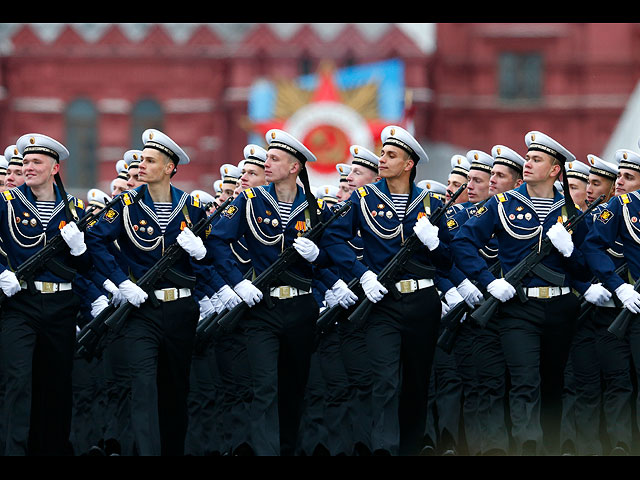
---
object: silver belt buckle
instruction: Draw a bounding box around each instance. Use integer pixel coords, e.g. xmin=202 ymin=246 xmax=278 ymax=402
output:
xmin=164 ymin=289 xmax=176 ymax=302
xmin=279 ymin=286 xmax=292 ymax=299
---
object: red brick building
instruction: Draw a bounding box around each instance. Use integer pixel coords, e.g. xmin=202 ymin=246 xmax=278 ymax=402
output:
xmin=0 ymin=23 xmax=639 ymax=197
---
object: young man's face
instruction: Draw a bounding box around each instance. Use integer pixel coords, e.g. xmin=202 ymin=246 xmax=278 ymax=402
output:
xmin=139 ymin=149 xmax=174 ymax=184
xmin=489 ymin=164 xmax=521 ymax=195
xmin=586 ymin=174 xmax=615 ymax=203
xmin=22 ymin=153 xmax=58 ymax=189
xmin=5 ymin=165 xmax=24 ymax=188
xmin=446 ymin=173 xmax=469 ymax=204
xmin=240 ymin=163 xmax=266 ymax=189
xmin=615 ymin=168 xmax=640 ymax=196
xmin=111 ymin=178 xmax=128 ymax=197
xmin=378 ymin=145 xmax=412 ymax=180
xmin=567 ymin=177 xmax=588 ymax=208
xmin=523 ymin=151 xmax=560 ymax=185
xmin=466 ymin=170 xmax=491 ymax=204
xmin=126 ymin=166 xmax=144 ymax=189
xmin=346 ymin=165 xmax=379 ymax=190
xmin=219 ymin=182 xmax=237 ymax=203
xmin=264 ymin=149 xmax=298 ymax=184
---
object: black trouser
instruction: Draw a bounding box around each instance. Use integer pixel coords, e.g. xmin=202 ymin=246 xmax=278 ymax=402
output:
xmin=425 ymin=336 xmax=463 ymax=453
xmin=470 ymin=316 xmax=510 ymax=454
xmin=213 ymin=326 xmax=254 ymax=454
xmin=365 ymin=285 xmax=441 ymax=456
xmin=297 ymin=351 xmax=329 ymax=455
xmin=316 ymin=326 xmax=353 ymax=455
xmin=243 ymin=293 xmax=319 ymax=456
xmin=101 ymin=329 xmax=135 ymax=455
xmin=452 ymin=320 xmax=482 ymax=455
xmin=337 ymin=313 xmax=373 ymax=454
xmin=497 ymin=293 xmax=579 ymax=455
xmin=1 ymin=288 xmax=80 ymax=456
xmin=592 ymin=306 xmax=633 ymax=452
xmin=185 ymin=340 xmax=224 ymax=456
xmin=70 ymin=353 xmax=105 ymax=455
xmin=560 ymin=315 xmax=602 ymax=455
xmin=124 ymin=295 xmax=199 ymax=456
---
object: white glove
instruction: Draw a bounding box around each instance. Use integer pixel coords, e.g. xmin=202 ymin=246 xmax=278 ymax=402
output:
xmin=60 ymin=221 xmax=87 ymax=256
xmin=546 ymin=223 xmax=574 ymax=257
xmin=457 ymin=278 xmax=484 ymax=308
xmin=198 ymin=295 xmax=216 ymax=319
xmin=441 ymin=301 xmax=451 ymax=318
xmin=103 ymin=279 xmax=126 ymax=307
xmin=216 ymin=284 xmax=243 ymax=310
xmin=210 ymin=292 xmax=224 ymax=314
xmin=330 ymin=279 xmax=358 ymax=309
xmin=444 ymin=287 xmax=465 ymax=308
xmin=413 ymin=216 xmax=440 ymax=251
xmin=0 ymin=269 xmax=21 ymax=297
xmin=118 ymin=279 xmax=148 ymax=308
xmin=486 ymin=278 xmax=516 ymax=303
xmin=293 ymin=237 xmax=320 ymax=263
xmin=233 ymin=279 xmax=263 ymax=307
xmin=324 ymin=288 xmax=339 ymax=308
xmin=584 ymin=283 xmax=612 ymax=306
xmin=615 ymin=283 xmax=640 ymax=314
xmin=360 ymin=270 xmax=388 ymax=303
xmin=90 ymin=295 xmax=110 ymax=318
xmin=176 ymin=228 xmax=206 ymax=260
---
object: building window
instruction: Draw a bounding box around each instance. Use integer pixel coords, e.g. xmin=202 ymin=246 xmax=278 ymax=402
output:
xmin=498 ymin=52 xmax=543 ymax=101
xmin=65 ymin=98 xmax=97 ymax=190
xmin=131 ymin=98 xmax=164 ymax=149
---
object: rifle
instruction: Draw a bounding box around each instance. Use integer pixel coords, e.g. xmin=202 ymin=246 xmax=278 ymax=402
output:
xmin=75 ymin=197 xmax=230 ymax=359
xmin=574 ymin=262 xmax=627 ymax=327
xmin=607 ymin=274 xmax=640 ymax=341
xmin=346 ymin=182 xmax=468 ymax=327
xmin=469 ymin=194 xmax=606 ymax=328
xmin=437 ymin=259 xmax=502 ymax=354
xmin=204 ymin=200 xmax=353 ymax=342
xmin=0 ymin=192 xmax=121 ymax=306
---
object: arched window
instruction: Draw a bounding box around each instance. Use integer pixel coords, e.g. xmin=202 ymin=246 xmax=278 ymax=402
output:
xmin=65 ymin=98 xmax=98 ymax=190
xmin=131 ymin=98 xmax=164 ymax=149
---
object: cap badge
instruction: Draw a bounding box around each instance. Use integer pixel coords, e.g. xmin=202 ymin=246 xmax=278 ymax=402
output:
xmin=354 ymin=147 xmax=359 ymax=154
xmin=271 ymin=131 xmax=276 ymax=139
xmin=531 ymin=134 xmax=536 ymax=141
xmin=133 ymin=153 xmax=138 ymax=160
xmin=390 ymin=128 xmax=396 ymax=135
xmin=149 ymin=132 xmax=154 ymax=139
xmin=474 ymin=153 xmax=479 ymax=160
xmin=497 ymin=148 xmax=501 ymax=155
xmin=250 ymin=147 xmax=255 ymax=155
xmin=29 ymin=137 xmax=35 ymax=144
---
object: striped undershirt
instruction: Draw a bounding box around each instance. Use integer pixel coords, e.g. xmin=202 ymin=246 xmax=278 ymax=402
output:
xmin=154 ymin=202 xmax=173 ymax=233
xmin=278 ymin=201 xmax=292 ymax=230
xmin=35 ymin=201 xmax=56 ymax=229
xmin=391 ymin=193 xmax=409 ymax=221
xmin=530 ymin=197 xmax=554 ymax=224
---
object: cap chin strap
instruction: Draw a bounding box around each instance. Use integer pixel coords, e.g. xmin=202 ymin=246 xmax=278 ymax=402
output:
xmin=54 ymin=172 xmax=79 ymax=223
xmin=298 ymin=165 xmax=318 ymax=227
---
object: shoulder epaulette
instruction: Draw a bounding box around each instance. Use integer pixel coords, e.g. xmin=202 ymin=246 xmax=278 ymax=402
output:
xmin=2 ymin=190 xmax=14 ymax=202
xmin=620 ymin=193 xmax=631 ymax=205
xmin=243 ymin=188 xmax=256 ymax=199
xmin=496 ymin=192 xmax=508 ymax=203
xmin=317 ymin=198 xmax=324 ymax=209
xmin=191 ymin=195 xmax=201 ymax=208
xmin=356 ymin=186 xmax=368 ymax=198
xmin=120 ymin=191 xmax=134 ymax=206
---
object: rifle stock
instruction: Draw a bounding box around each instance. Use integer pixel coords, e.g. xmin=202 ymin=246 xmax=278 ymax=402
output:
xmin=469 ymin=194 xmax=605 ymax=328
xmin=608 ymin=276 xmax=640 ymax=340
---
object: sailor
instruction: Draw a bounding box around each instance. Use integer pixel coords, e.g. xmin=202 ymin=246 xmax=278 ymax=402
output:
xmin=111 ymin=159 xmax=129 ymax=197
xmin=218 ymin=163 xmax=242 ymax=204
xmin=451 ymin=130 xmax=593 ymax=455
xmin=582 ymin=148 xmax=640 ymax=456
xmin=189 ymin=128 xmax=333 ymax=455
xmin=317 ymin=125 xmax=453 ymax=455
xmin=85 ymin=128 xmax=233 ymax=456
xmin=446 ymin=154 xmax=471 ymax=208
xmin=0 ymin=133 xmax=92 ymax=455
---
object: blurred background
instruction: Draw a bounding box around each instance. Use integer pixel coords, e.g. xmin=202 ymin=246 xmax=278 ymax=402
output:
xmin=0 ymin=22 xmax=638 ymax=199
